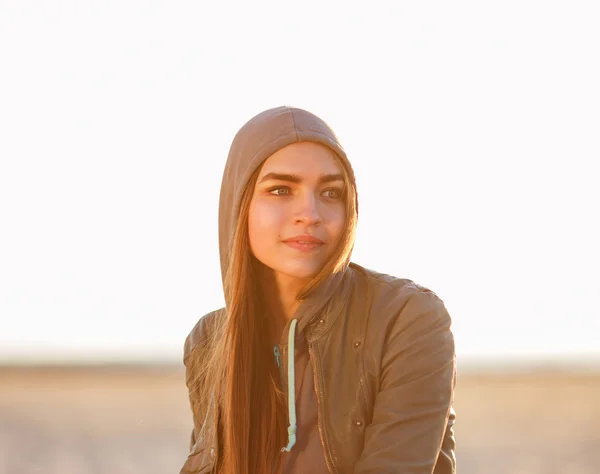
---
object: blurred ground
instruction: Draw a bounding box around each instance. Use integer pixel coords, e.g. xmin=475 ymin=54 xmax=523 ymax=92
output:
xmin=0 ymin=365 xmax=599 ymax=473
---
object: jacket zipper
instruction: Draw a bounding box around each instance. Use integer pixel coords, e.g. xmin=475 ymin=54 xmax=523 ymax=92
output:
xmin=273 ymin=344 xmax=281 ymax=368
xmin=273 ymin=344 xmax=285 ymax=390
xmin=308 ymin=342 xmax=336 ymax=473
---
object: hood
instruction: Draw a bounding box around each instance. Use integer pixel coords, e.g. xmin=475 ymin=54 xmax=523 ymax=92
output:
xmin=218 ymin=105 xmax=357 ymax=286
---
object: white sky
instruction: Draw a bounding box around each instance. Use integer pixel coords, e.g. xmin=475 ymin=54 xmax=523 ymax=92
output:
xmin=1 ymin=1 xmax=599 ymax=365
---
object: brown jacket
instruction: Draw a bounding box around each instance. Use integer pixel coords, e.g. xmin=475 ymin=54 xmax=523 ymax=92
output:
xmin=180 ymin=264 xmax=456 ymax=473
xmin=180 ymin=106 xmax=456 ymax=473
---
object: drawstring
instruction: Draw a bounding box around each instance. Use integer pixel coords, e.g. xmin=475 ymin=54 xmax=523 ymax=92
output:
xmin=281 ymin=318 xmax=298 ymax=452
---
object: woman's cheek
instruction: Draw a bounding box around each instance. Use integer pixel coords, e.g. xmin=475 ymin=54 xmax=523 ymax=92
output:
xmin=324 ymin=205 xmax=346 ymax=239
xmin=250 ymin=199 xmax=282 ymax=238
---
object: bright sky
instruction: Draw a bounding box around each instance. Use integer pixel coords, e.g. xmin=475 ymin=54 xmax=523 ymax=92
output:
xmin=1 ymin=1 xmax=598 ymax=366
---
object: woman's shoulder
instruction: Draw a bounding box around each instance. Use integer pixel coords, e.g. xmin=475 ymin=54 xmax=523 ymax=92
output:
xmin=348 ymin=262 xmax=451 ymax=327
xmin=183 ymin=308 xmax=226 ymax=364
xmin=348 ymin=264 xmax=454 ymax=367
xmin=349 ymin=262 xmax=440 ymax=298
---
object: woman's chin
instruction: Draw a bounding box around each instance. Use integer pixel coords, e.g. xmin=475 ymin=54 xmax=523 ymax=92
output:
xmin=253 ymin=256 xmax=328 ymax=284
xmin=275 ymin=264 xmax=323 ymax=282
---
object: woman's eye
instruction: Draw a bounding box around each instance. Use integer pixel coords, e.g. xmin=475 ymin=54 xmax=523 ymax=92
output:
xmin=268 ymin=186 xmax=291 ymax=196
xmin=323 ymin=188 xmax=342 ymax=199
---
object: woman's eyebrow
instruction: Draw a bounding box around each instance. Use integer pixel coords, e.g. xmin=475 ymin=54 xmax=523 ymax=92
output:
xmin=259 ymin=172 xmax=344 ymax=184
xmin=320 ymin=173 xmax=344 ymax=184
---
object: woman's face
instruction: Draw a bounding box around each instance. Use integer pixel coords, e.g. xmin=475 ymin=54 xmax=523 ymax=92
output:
xmin=248 ymin=141 xmax=346 ymax=285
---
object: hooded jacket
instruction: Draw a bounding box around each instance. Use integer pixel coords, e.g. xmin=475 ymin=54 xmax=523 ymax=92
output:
xmin=180 ymin=106 xmax=456 ymax=473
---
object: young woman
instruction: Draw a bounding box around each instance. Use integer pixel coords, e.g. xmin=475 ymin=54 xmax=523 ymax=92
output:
xmin=180 ymin=106 xmax=456 ymax=474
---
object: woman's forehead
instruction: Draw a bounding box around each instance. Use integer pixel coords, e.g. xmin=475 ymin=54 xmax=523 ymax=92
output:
xmin=258 ymin=142 xmax=342 ymax=176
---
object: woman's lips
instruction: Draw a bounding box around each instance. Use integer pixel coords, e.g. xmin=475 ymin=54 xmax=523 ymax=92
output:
xmin=283 ymin=240 xmax=324 ymax=252
xmin=282 ymin=236 xmax=325 ymax=252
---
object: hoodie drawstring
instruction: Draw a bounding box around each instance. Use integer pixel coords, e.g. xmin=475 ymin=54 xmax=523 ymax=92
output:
xmin=280 ymin=318 xmax=298 ymax=452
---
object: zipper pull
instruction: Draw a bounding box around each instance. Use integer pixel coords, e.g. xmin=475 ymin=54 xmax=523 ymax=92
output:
xmin=273 ymin=345 xmax=281 ymax=368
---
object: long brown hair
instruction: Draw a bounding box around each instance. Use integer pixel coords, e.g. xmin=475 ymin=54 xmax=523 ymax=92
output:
xmin=189 ymin=149 xmax=358 ymax=473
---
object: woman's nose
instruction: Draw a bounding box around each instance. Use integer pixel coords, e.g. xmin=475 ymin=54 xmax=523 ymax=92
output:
xmin=294 ymin=194 xmax=322 ymax=226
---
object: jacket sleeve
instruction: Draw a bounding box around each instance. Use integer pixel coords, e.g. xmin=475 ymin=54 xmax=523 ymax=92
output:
xmin=354 ymin=289 xmax=457 ymax=474
xmin=184 ymin=331 xmax=202 ymax=452
xmin=183 ymin=310 xmax=219 ymax=453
